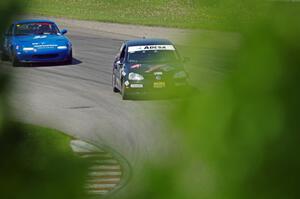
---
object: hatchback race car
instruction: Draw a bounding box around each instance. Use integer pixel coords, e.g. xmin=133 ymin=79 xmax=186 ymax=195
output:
xmin=1 ymin=19 xmax=72 ymax=66
xmin=112 ymin=39 xmax=189 ymax=100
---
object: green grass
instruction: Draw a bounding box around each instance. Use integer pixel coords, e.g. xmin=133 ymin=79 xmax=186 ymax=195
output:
xmin=22 ymin=123 xmax=73 ymax=154
xmin=25 ymin=0 xmax=261 ymax=30
xmin=25 ymin=0 xmax=224 ymax=29
xmin=0 ymin=123 xmax=89 ymax=199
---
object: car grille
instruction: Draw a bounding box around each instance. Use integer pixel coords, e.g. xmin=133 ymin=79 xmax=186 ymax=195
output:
xmin=32 ymin=54 xmax=59 ymax=59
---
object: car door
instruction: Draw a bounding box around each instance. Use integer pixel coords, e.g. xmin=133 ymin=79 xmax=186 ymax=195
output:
xmin=114 ymin=44 xmax=127 ymax=89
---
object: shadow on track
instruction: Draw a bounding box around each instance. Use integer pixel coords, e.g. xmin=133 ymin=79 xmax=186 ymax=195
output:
xmin=26 ymin=58 xmax=82 ymax=67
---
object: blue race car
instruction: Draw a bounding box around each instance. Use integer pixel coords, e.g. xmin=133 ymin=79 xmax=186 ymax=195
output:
xmin=1 ymin=19 xmax=73 ymax=66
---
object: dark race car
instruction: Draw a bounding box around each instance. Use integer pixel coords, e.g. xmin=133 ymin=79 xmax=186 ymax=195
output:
xmin=112 ymin=39 xmax=189 ymax=100
xmin=1 ymin=19 xmax=72 ymax=66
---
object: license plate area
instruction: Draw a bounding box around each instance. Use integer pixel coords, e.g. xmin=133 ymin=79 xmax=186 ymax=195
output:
xmin=153 ymin=82 xmax=166 ymax=88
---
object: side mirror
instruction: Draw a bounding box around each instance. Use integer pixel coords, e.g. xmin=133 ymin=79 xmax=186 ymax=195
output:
xmin=61 ymin=29 xmax=68 ymax=35
xmin=116 ymin=60 xmax=124 ymax=69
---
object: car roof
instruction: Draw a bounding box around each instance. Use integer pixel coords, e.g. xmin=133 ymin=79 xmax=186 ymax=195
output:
xmin=125 ymin=39 xmax=174 ymax=47
xmin=14 ymin=19 xmax=56 ymax=24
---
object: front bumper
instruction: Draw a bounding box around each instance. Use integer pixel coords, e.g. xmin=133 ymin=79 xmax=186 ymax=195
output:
xmin=16 ymin=48 xmax=70 ymax=63
xmin=124 ymin=79 xmax=189 ymax=97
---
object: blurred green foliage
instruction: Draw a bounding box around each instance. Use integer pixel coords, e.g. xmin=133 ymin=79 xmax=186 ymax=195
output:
xmin=0 ymin=124 xmax=89 ymax=199
xmin=124 ymin=1 xmax=300 ymax=199
xmin=0 ymin=1 xmax=90 ymax=199
xmin=0 ymin=0 xmax=23 ymax=130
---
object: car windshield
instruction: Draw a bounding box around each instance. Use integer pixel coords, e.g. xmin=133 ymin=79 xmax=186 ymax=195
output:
xmin=127 ymin=45 xmax=179 ymax=63
xmin=14 ymin=22 xmax=60 ymax=36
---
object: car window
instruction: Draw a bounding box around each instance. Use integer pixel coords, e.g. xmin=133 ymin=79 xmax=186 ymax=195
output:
xmin=119 ymin=45 xmax=126 ymax=61
xmin=14 ymin=22 xmax=60 ymax=36
xmin=6 ymin=24 xmax=13 ymax=36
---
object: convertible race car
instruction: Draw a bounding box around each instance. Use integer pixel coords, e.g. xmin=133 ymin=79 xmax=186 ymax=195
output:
xmin=112 ymin=39 xmax=189 ymax=100
xmin=1 ymin=19 xmax=72 ymax=66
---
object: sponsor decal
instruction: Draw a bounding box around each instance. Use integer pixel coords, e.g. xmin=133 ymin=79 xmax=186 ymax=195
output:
xmin=153 ymin=82 xmax=166 ymax=88
xmin=154 ymin=72 xmax=163 ymax=75
xmin=33 ymin=35 xmax=48 ymax=39
xmin=131 ymin=64 xmax=142 ymax=69
xmin=33 ymin=44 xmax=58 ymax=49
xmin=130 ymin=84 xmax=143 ymax=88
xmin=124 ymin=81 xmax=130 ymax=86
xmin=145 ymin=64 xmax=167 ymax=73
xmin=128 ymin=45 xmax=175 ymax=53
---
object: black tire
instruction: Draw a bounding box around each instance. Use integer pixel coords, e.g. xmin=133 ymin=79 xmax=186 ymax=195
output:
xmin=112 ymin=74 xmax=119 ymax=93
xmin=113 ymin=87 xmax=119 ymax=93
xmin=1 ymin=50 xmax=9 ymax=61
xmin=64 ymin=50 xmax=73 ymax=65
xmin=12 ymin=55 xmax=21 ymax=67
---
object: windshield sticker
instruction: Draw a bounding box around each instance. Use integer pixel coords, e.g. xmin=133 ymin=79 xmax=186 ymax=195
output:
xmin=33 ymin=22 xmax=52 ymax=25
xmin=128 ymin=45 xmax=175 ymax=53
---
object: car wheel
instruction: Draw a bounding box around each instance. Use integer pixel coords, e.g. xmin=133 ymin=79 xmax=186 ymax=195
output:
xmin=64 ymin=50 xmax=73 ymax=65
xmin=112 ymin=74 xmax=119 ymax=93
xmin=12 ymin=55 xmax=21 ymax=67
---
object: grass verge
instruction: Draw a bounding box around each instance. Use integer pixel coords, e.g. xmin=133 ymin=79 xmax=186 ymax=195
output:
xmin=26 ymin=0 xmax=199 ymax=29
xmin=25 ymin=0 xmax=236 ymax=30
xmin=0 ymin=123 xmax=89 ymax=199
xmin=22 ymin=123 xmax=74 ymax=155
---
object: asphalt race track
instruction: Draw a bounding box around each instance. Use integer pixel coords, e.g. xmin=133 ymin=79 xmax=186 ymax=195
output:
xmin=2 ymin=17 xmax=237 ymax=196
xmin=3 ymin=20 xmax=181 ymax=196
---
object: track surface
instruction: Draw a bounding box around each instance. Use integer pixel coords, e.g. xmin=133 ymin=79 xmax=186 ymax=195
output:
xmin=5 ymin=22 xmax=178 ymax=196
xmin=3 ymin=17 xmax=236 ymax=196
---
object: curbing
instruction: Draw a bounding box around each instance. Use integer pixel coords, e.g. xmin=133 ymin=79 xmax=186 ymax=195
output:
xmin=70 ymin=139 xmax=132 ymax=197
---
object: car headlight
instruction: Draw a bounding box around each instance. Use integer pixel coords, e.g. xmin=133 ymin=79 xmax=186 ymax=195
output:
xmin=128 ymin=72 xmax=144 ymax=81
xmin=23 ymin=47 xmax=35 ymax=51
xmin=174 ymin=71 xmax=187 ymax=79
xmin=57 ymin=46 xmax=68 ymax=50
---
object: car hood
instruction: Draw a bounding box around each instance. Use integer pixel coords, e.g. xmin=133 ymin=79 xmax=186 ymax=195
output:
xmin=127 ymin=62 xmax=184 ymax=74
xmin=14 ymin=34 xmax=69 ymax=46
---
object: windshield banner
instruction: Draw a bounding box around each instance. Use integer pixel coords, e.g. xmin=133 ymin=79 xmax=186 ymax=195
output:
xmin=128 ymin=45 xmax=175 ymax=53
